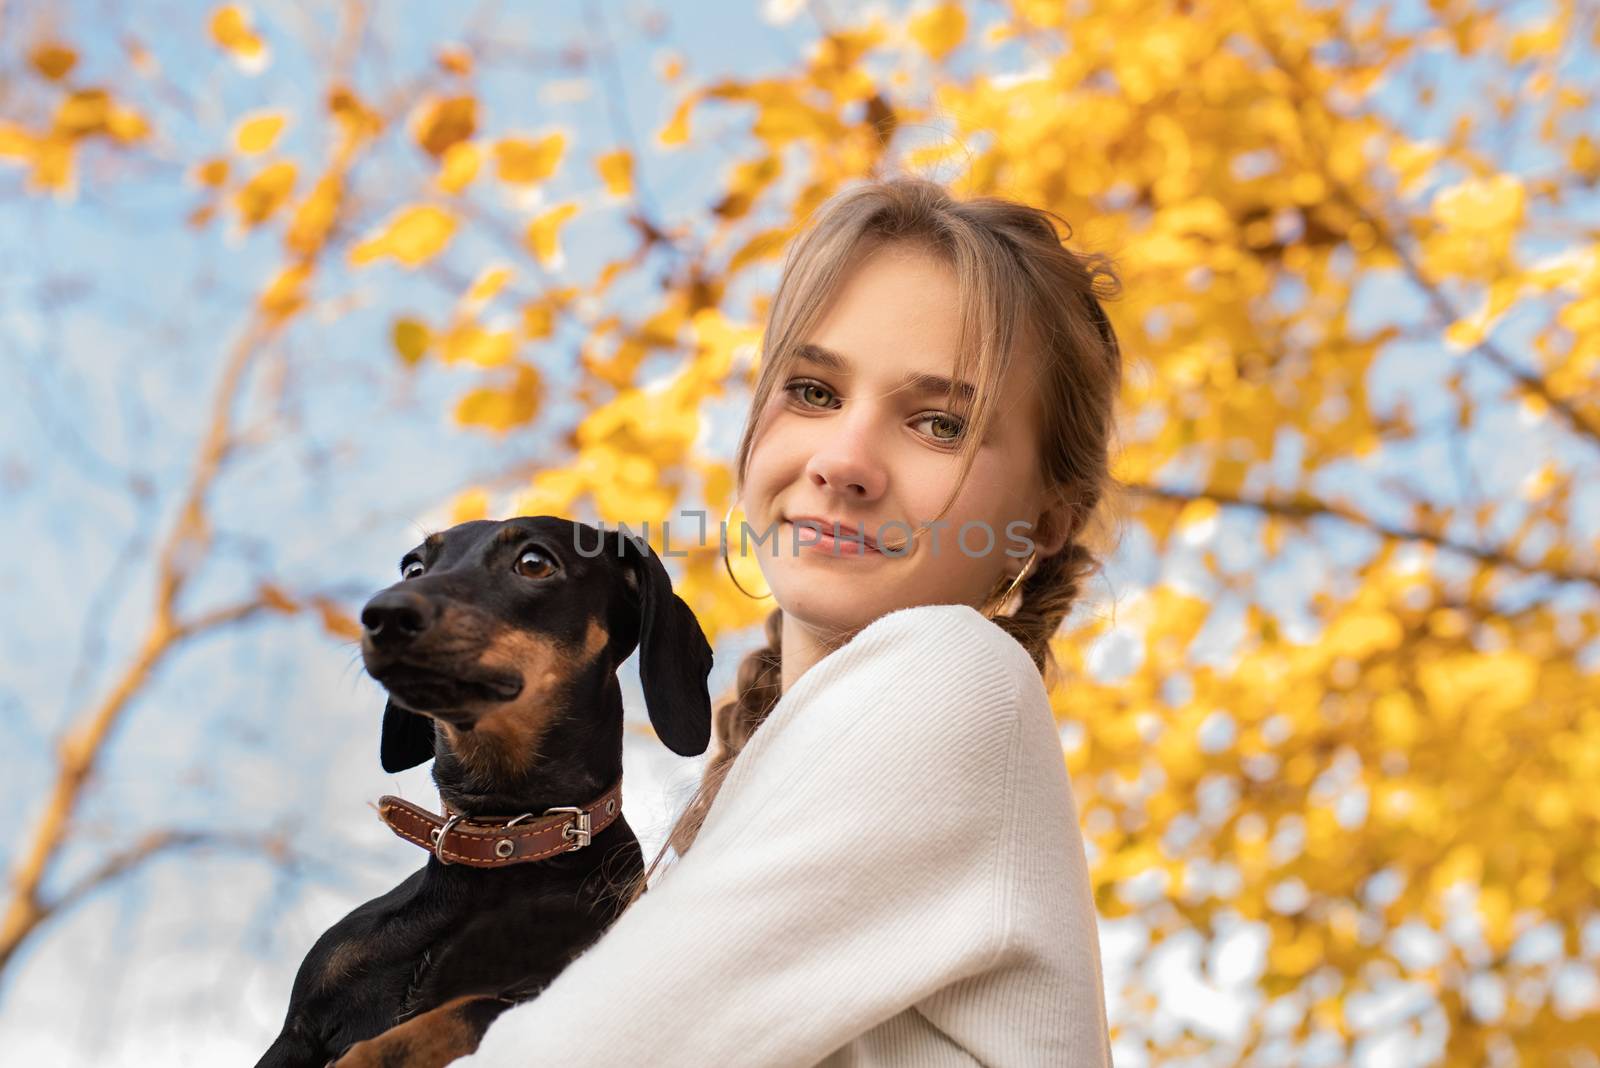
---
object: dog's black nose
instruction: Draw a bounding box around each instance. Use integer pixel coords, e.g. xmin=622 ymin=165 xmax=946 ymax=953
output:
xmin=361 ymin=590 xmax=437 ymax=650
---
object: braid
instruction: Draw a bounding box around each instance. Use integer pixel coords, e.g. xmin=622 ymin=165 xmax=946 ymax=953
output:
xmin=989 ymin=493 xmax=1108 ymax=687
xmin=709 ymin=606 xmax=785 ymax=762
xmin=990 ymin=541 xmax=1099 ymax=686
xmin=665 ymin=607 xmax=784 ymax=858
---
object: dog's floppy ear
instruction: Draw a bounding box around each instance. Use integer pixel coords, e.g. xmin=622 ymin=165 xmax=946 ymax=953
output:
xmin=380 ymin=699 xmax=437 ymax=773
xmin=615 ymin=529 xmax=713 ymax=757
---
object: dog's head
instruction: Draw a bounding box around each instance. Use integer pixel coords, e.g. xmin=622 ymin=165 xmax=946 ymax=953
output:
xmin=361 ymin=516 xmax=714 ymax=775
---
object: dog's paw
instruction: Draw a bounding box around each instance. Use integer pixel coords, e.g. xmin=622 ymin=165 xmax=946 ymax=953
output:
xmin=328 ymin=995 xmax=492 ymax=1068
xmin=327 ymin=1038 xmax=383 ymax=1068
xmin=330 ymin=1034 xmax=431 ymax=1068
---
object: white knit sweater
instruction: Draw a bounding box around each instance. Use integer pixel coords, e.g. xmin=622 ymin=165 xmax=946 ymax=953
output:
xmin=454 ymin=603 xmax=1112 ymax=1067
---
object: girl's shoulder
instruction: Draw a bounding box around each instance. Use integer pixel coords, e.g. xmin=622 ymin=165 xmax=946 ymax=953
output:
xmin=849 ymin=602 xmax=1039 ymax=689
xmin=711 ymin=603 xmax=1047 ymax=845
xmin=780 ymin=603 xmax=1040 ymax=738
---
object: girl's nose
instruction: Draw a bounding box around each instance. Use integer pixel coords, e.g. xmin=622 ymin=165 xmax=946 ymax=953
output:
xmin=803 ymin=417 xmax=887 ymax=500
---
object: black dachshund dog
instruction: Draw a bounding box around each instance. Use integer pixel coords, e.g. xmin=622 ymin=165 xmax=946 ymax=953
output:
xmin=256 ymin=517 xmax=713 ymax=1068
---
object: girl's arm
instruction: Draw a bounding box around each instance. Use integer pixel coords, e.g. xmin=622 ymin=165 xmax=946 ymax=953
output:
xmin=453 ymin=604 xmax=1032 ymax=1067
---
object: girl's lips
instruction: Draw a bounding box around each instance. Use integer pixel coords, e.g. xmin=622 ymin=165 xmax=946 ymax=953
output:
xmin=783 ymin=520 xmax=882 ymax=557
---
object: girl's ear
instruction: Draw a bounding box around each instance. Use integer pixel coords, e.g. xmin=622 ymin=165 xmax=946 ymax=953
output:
xmin=1031 ymin=490 xmax=1079 ymax=560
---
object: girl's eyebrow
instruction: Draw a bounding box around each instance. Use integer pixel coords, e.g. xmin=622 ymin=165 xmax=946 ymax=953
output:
xmin=794 ymin=342 xmax=975 ymax=403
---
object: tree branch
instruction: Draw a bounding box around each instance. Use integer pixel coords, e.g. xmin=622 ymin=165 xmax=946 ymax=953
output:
xmin=1127 ymin=482 xmax=1600 ymax=589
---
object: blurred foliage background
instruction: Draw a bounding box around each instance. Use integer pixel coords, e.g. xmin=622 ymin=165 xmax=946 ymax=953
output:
xmin=1 ymin=0 xmax=1597 ymax=1064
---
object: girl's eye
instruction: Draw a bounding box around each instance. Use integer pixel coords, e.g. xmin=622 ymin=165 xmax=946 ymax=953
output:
xmin=515 ymin=547 xmax=558 ymax=579
xmin=785 ymin=377 xmax=964 ymax=446
xmin=917 ymin=413 xmax=966 ymax=446
xmin=785 ymin=379 xmax=837 ymax=408
xmin=401 ymin=560 xmax=425 ymax=579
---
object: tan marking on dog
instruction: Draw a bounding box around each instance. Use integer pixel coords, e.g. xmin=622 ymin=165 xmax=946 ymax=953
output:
xmin=582 ymin=616 xmax=608 ymax=662
xmin=433 ymin=618 xmax=613 ymax=780
xmin=445 ymin=630 xmax=572 ymax=779
xmin=316 ymin=938 xmax=370 ymax=993
xmin=331 ymin=994 xmax=492 ymax=1067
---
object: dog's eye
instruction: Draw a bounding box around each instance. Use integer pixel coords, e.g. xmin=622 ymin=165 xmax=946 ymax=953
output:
xmin=401 ymin=560 xmax=424 ymax=579
xmin=515 ymin=547 xmax=558 ymax=579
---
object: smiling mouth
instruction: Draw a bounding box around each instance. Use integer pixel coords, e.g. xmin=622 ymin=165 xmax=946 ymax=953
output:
xmin=783 ymin=520 xmax=884 ymax=556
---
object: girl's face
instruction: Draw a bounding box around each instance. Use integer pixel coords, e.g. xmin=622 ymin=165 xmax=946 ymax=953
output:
xmin=740 ymin=243 xmax=1064 ymax=642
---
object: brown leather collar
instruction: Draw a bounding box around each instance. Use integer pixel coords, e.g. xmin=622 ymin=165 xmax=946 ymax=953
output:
xmin=376 ymin=778 xmax=623 ymax=868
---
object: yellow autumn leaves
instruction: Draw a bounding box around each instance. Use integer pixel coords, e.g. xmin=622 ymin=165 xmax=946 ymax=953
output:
xmin=0 ymin=83 xmax=149 ymax=193
xmin=413 ymin=96 xmax=477 ymax=158
xmin=596 ymin=149 xmax=634 ymax=196
xmin=456 ymin=366 xmax=544 ymax=433
xmin=233 ymin=161 xmax=297 ymax=227
xmin=494 ymin=133 xmax=566 ymax=184
xmin=347 ymin=200 xmax=581 ymax=272
xmin=210 ymin=5 xmax=268 ymax=70
xmin=907 ymin=3 xmax=967 ymax=60
xmin=350 ymin=205 xmax=457 ymax=267
xmin=349 ymin=101 xmax=583 ymax=271
xmin=337 ymin=89 xmax=598 ymax=439
xmin=1427 ymin=172 xmax=1527 ymax=284
xmin=235 ymin=111 xmax=287 ymax=155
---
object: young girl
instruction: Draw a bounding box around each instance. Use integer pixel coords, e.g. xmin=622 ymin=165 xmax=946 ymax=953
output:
xmin=456 ymin=175 xmax=1122 ymax=1066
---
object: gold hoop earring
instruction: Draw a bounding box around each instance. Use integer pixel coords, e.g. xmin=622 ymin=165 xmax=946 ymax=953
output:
xmin=984 ymin=548 xmax=1037 ymax=620
xmin=722 ymin=502 xmax=774 ymax=601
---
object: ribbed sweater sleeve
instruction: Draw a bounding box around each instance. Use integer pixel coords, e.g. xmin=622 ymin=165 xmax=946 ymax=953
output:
xmin=453 ymin=604 xmax=1041 ymax=1067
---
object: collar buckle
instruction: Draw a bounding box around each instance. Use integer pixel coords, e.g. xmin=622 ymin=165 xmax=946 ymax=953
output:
xmin=542 ymin=806 xmax=591 ymax=850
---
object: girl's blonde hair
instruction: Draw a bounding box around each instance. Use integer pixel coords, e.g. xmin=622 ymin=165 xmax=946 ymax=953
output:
xmin=623 ymin=174 xmax=1122 ymax=907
